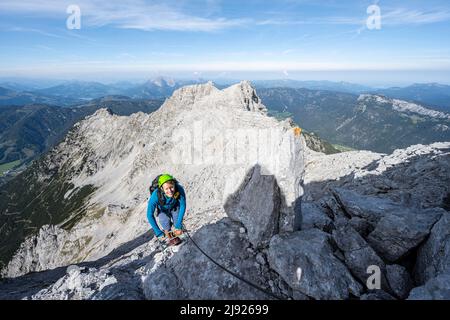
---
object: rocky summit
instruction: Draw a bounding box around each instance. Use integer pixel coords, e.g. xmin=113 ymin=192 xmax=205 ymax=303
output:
xmin=0 ymin=81 xmax=449 ymax=300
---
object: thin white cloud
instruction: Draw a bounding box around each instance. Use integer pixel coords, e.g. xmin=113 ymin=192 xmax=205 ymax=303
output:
xmin=117 ymin=16 xmax=247 ymax=32
xmin=0 ymin=0 xmax=247 ymax=32
xmin=117 ymin=53 xmax=137 ymax=60
xmin=256 ymin=17 xmax=364 ymax=26
xmin=2 ymin=1 xmax=448 ymax=32
xmin=282 ymin=49 xmax=296 ymax=55
xmin=257 ymin=8 xmax=450 ymax=26
xmin=62 ymin=29 xmax=97 ymax=42
xmin=8 ymin=27 xmax=66 ymax=39
xmin=34 ymin=44 xmax=54 ymax=51
xmin=4 ymin=26 xmax=98 ymax=43
xmin=381 ymin=8 xmax=450 ymax=25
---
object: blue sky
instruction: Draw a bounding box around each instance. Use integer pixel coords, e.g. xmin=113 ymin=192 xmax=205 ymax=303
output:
xmin=1 ymin=0 xmax=450 ymax=85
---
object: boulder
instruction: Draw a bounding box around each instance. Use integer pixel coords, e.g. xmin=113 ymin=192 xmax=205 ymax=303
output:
xmin=367 ymin=208 xmax=443 ymax=262
xmin=331 ymin=187 xmax=399 ymax=225
xmin=415 ymin=213 xmax=450 ymax=284
xmin=360 ymin=290 xmax=396 ymax=300
xmin=331 ymin=187 xmax=444 ymax=262
xmin=268 ymin=229 xmax=362 ymax=300
xmin=322 ymin=196 xmax=347 ymax=219
xmin=386 ymin=264 xmax=413 ymax=299
xmin=297 ymin=202 xmax=334 ymax=232
xmin=332 ymin=218 xmax=388 ymax=291
xmin=408 ymin=273 xmax=450 ymax=300
xmin=348 ymin=217 xmax=372 ymax=237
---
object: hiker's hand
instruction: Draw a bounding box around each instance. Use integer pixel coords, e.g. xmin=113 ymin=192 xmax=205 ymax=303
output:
xmin=157 ymin=234 xmax=166 ymax=241
xmin=173 ymin=229 xmax=183 ymax=236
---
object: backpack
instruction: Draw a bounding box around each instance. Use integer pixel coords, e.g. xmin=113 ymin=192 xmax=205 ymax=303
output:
xmin=149 ymin=174 xmax=181 ymax=216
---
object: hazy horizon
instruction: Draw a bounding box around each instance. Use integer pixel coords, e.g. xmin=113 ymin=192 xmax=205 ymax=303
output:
xmin=1 ymin=73 xmax=450 ymax=89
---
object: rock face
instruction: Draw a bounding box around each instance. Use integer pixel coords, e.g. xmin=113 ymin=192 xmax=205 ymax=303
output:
xmin=224 ymin=165 xmax=281 ymax=248
xmin=268 ymin=229 xmax=363 ymax=299
xmin=0 ymin=81 xmax=449 ymax=300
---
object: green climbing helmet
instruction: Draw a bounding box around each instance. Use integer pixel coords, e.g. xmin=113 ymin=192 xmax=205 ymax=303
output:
xmin=158 ymin=174 xmax=175 ymax=188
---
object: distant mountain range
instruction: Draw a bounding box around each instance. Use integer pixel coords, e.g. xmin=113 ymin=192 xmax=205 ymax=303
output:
xmin=33 ymin=81 xmax=120 ymax=100
xmin=0 ymin=97 xmax=163 ymax=176
xmin=0 ymin=78 xmax=207 ymax=107
xmin=0 ymin=86 xmax=80 ymax=107
xmin=252 ymin=79 xmax=374 ymax=94
xmin=374 ymin=83 xmax=450 ymax=112
xmin=1 ymin=78 xmax=449 ymax=112
xmin=253 ymin=81 xmax=450 ymax=113
xmin=32 ymin=78 xmax=186 ymax=100
xmin=258 ymin=87 xmax=450 ymax=154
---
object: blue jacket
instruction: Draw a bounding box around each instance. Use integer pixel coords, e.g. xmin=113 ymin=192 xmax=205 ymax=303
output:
xmin=146 ymin=184 xmax=186 ymax=237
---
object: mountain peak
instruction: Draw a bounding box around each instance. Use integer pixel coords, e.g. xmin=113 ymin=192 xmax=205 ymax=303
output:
xmin=165 ymin=80 xmax=218 ymax=106
xmin=223 ymin=80 xmax=266 ymax=113
xmin=92 ymin=107 xmax=115 ymax=117
xmin=164 ymin=80 xmax=266 ymax=114
xmin=145 ymin=76 xmax=176 ymax=88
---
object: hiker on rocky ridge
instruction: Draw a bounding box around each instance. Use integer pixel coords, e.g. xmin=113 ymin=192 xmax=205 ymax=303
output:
xmin=146 ymin=174 xmax=186 ymax=246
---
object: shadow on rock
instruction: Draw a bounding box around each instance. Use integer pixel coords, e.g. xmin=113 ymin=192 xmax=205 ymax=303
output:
xmin=0 ymin=230 xmax=155 ymax=299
